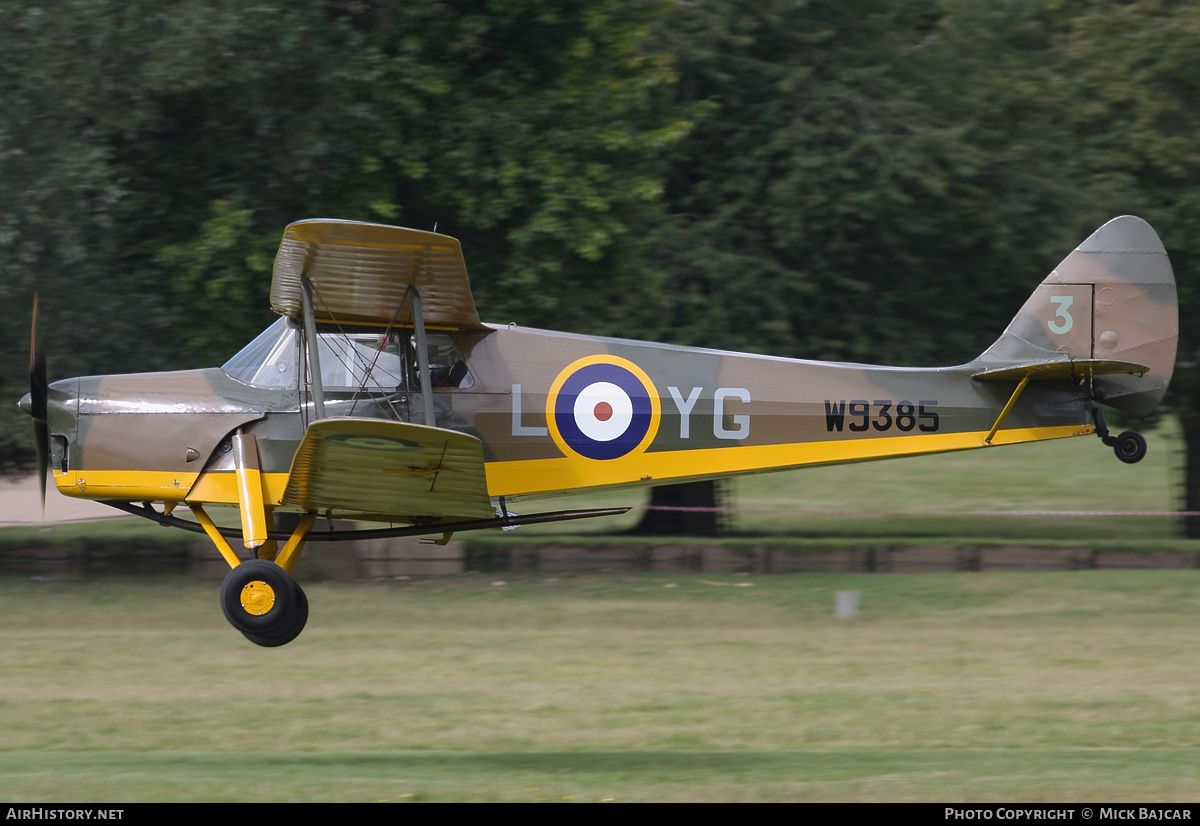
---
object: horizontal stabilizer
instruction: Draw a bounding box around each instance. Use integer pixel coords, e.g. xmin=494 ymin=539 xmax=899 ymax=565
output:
xmin=281 ymin=417 xmax=493 ymax=522
xmin=974 ymin=358 xmax=1149 ymax=383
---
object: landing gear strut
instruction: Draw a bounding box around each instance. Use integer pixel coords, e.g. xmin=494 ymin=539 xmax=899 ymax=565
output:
xmin=190 ymin=501 xmax=316 ymax=646
xmin=1093 ymin=408 xmax=1148 ymax=464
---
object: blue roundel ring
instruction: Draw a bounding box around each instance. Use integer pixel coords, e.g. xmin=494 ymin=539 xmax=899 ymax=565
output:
xmin=550 ymin=360 xmax=656 ymax=460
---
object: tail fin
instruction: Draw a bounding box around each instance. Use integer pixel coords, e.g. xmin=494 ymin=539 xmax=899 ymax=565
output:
xmin=973 ymin=216 xmax=1177 ymax=416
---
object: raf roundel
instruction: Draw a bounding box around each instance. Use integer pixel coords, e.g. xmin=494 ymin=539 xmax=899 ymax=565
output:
xmin=548 ymin=358 xmax=659 ymax=461
xmin=325 ymin=433 xmax=421 ymax=451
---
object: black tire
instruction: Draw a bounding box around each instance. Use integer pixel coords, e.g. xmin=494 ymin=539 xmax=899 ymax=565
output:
xmin=242 ymin=583 xmax=309 ymax=648
xmin=1114 ymin=430 xmax=1148 ymax=464
xmin=220 ymin=559 xmax=297 ymax=635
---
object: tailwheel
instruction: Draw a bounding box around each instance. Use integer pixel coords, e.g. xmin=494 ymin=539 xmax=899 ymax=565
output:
xmin=220 ymin=559 xmax=301 ymax=639
xmin=1092 ymin=408 xmax=1149 ymax=465
xmin=1114 ymin=430 xmax=1148 ymax=464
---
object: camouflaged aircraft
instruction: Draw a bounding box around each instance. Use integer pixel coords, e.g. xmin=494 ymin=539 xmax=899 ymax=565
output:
xmin=20 ymin=215 xmax=1177 ymax=645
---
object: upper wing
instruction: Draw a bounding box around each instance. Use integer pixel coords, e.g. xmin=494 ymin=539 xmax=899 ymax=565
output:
xmin=269 ymin=219 xmax=484 ymax=329
xmin=280 ymin=417 xmax=493 ymax=523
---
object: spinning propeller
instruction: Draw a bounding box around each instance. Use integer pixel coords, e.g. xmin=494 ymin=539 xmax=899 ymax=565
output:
xmin=29 ymin=295 xmax=48 ymax=515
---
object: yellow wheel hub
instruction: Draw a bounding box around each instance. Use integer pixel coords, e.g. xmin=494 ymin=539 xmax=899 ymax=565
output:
xmin=240 ymin=580 xmax=277 ymax=616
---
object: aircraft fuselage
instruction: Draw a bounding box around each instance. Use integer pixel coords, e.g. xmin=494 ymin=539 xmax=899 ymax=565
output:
xmin=44 ymin=322 xmax=1092 ymax=510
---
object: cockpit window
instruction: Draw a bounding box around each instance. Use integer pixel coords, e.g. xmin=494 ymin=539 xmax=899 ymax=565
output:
xmin=415 ymin=333 xmax=475 ymax=389
xmin=317 ymin=331 xmax=407 ymax=391
xmin=222 ymin=319 xmax=469 ymax=394
xmin=221 ymin=317 xmax=298 ymax=388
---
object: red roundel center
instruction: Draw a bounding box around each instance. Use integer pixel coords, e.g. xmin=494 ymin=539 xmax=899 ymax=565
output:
xmin=593 ymin=401 xmax=614 ymax=422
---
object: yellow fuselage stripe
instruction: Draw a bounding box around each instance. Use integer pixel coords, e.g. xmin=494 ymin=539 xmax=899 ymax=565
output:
xmin=483 ymin=424 xmax=1091 ymax=497
xmin=55 ymin=470 xmax=290 ymax=505
xmin=56 ymin=424 xmax=1090 ymax=505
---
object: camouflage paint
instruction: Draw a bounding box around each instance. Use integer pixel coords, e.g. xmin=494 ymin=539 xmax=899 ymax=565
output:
xmin=27 ymin=217 xmax=1174 ymax=522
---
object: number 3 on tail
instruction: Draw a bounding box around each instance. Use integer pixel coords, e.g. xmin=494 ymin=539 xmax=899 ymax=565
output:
xmin=1048 ymin=295 xmax=1073 ymax=335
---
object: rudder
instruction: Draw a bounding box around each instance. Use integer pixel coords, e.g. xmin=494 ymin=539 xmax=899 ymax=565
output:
xmin=974 ymin=216 xmax=1177 ymax=416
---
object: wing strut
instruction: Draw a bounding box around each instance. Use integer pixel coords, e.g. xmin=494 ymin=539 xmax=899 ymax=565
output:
xmin=409 ymin=287 xmax=436 ymax=427
xmin=300 ymin=278 xmax=436 ymax=427
xmin=300 ymin=275 xmax=327 ymax=420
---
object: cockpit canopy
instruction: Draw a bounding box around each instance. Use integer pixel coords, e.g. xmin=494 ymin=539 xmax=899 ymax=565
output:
xmin=221 ymin=317 xmax=472 ymax=392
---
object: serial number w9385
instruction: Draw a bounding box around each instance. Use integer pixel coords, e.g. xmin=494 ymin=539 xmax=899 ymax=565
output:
xmin=824 ymin=400 xmax=940 ymax=433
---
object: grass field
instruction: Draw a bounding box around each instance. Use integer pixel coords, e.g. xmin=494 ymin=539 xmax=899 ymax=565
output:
xmin=3 ymin=570 xmax=1200 ymax=801
xmin=0 ymin=420 xmax=1194 ymax=801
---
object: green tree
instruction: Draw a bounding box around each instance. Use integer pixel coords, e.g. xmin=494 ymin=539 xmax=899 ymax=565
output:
xmin=634 ymin=0 xmax=1080 ymax=534
xmin=0 ymin=1 xmax=381 ymax=462
xmin=1036 ymin=0 xmax=1200 ymax=532
xmin=0 ymin=0 xmax=689 ymax=464
xmin=651 ymin=0 xmax=1079 ymax=365
xmin=350 ymin=0 xmax=690 ymax=334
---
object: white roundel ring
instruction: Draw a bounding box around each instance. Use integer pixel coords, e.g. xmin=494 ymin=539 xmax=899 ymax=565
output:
xmin=572 ymin=381 xmax=634 ymax=443
xmin=549 ymin=359 xmax=658 ymax=461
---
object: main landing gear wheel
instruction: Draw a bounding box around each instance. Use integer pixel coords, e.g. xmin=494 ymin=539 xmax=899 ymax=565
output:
xmin=1114 ymin=430 xmax=1148 ymax=465
xmin=220 ymin=559 xmax=300 ymax=637
xmin=242 ymin=583 xmax=308 ymax=647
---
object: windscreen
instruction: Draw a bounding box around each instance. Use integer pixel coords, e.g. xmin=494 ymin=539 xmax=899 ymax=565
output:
xmin=220 ymin=317 xmax=298 ymax=388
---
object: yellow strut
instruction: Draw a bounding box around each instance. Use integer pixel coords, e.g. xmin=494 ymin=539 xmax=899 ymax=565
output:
xmin=190 ymin=504 xmax=315 ymax=574
xmin=275 ymin=513 xmax=317 ymax=575
xmin=191 ymin=504 xmax=242 ymax=570
xmin=984 ymin=375 xmax=1031 ymax=445
xmin=232 ymin=429 xmax=268 ymax=549
xmin=255 ymin=506 xmax=279 ymax=561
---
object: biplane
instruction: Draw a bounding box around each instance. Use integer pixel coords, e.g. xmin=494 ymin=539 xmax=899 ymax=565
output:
xmin=20 ymin=215 xmax=1177 ymax=645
